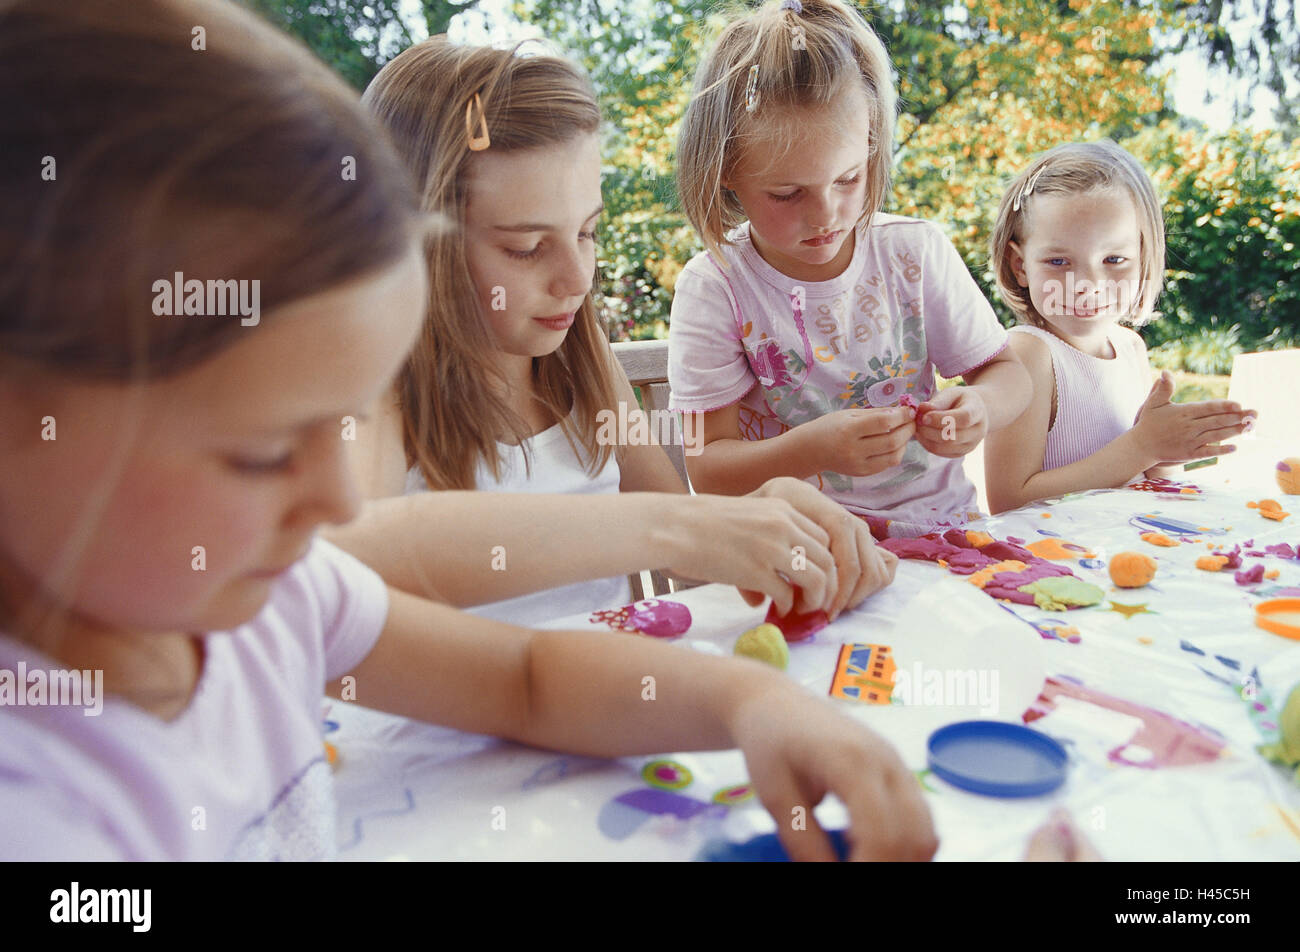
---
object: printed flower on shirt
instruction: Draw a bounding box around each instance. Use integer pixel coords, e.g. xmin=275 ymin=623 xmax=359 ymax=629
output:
xmin=751 ymin=339 xmax=793 ymax=389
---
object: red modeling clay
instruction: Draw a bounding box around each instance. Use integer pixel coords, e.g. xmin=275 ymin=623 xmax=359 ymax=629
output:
xmin=764 ymin=602 xmax=829 ymax=642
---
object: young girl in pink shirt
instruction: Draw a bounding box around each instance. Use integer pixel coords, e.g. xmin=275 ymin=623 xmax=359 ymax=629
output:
xmin=669 ymin=0 xmax=1031 ymax=539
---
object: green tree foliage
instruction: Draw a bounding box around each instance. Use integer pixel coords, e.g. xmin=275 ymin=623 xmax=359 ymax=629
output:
xmin=1173 ymin=0 xmax=1300 ymax=137
xmin=252 ymin=0 xmax=1299 ymax=361
xmin=236 ymin=0 xmax=480 ymax=89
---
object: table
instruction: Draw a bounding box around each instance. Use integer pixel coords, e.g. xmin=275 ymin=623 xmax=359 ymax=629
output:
xmin=330 ymin=479 xmax=1300 ymax=861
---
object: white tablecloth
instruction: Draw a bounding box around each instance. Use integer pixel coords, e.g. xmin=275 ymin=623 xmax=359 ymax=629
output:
xmin=330 ymin=481 xmax=1300 ymax=861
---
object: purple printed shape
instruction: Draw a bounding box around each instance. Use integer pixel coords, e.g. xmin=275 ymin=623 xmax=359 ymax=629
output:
xmin=627 ymin=599 xmax=692 ymax=638
xmin=615 ymin=788 xmax=722 ymax=820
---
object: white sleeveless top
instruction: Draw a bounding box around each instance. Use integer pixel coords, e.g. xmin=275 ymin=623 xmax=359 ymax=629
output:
xmin=1009 ymin=324 xmax=1151 ymax=474
xmin=404 ymin=420 xmax=631 ymax=627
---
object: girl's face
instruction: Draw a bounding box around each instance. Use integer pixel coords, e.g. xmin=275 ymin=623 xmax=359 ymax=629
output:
xmin=0 ymin=244 xmax=427 ymax=637
xmin=1009 ymin=188 xmax=1144 ymax=354
xmin=724 ymin=85 xmax=872 ymax=283
xmin=463 ymin=132 xmax=603 ymax=367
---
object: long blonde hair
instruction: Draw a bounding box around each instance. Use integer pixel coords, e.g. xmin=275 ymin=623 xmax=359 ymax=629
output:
xmin=675 ymin=0 xmax=898 ymax=260
xmin=363 ymin=39 xmax=620 ymax=490
xmin=989 ymin=141 xmax=1166 ymax=327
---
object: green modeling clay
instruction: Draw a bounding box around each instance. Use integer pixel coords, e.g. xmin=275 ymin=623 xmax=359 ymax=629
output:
xmin=734 ymin=623 xmax=790 ymax=670
xmin=1019 ymin=576 xmax=1105 ymax=612
xmin=1259 ymin=684 xmax=1300 ymax=783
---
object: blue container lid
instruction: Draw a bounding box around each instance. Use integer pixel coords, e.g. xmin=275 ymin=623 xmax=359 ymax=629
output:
xmin=927 ymin=721 xmax=1068 ymax=798
xmin=697 ymin=829 xmax=850 ymax=862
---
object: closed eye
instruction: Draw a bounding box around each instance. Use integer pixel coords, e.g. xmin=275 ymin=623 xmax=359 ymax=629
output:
xmin=229 ymin=452 xmax=294 ymax=475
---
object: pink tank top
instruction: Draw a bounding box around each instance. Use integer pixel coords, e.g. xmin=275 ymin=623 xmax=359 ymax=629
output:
xmin=1009 ymin=324 xmax=1151 ymax=472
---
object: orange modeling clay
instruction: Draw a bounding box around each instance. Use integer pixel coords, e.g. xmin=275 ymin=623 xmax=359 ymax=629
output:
xmin=1196 ymin=555 xmax=1230 ymax=571
xmin=1140 ymin=531 xmax=1179 ymax=547
xmin=968 ymin=560 xmax=1028 ymax=589
xmin=1026 ymin=538 xmax=1096 ymax=560
xmin=965 ymin=530 xmax=994 ymax=548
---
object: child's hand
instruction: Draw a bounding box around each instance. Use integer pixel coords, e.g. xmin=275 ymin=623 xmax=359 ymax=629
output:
xmin=914 ymin=387 xmax=988 ymax=458
xmin=748 ymin=477 xmax=898 ymax=619
xmin=663 ymin=493 xmax=839 ymax=616
xmin=730 ymin=684 xmax=938 ymax=861
xmin=1132 ymin=371 xmax=1256 ymax=464
xmin=799 ymin=407 xmax=915 ymax=477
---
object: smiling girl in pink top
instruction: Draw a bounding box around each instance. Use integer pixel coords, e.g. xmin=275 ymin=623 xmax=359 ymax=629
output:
xmin=983 ymin=141 xmax=1256 ymax=513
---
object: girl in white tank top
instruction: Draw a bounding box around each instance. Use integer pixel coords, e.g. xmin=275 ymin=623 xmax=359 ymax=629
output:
xmin=982 ymin=142 xmax=1255 ymax=514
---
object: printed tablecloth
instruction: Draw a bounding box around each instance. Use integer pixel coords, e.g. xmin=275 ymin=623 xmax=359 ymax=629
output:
xmin=330 ymin=481 xmax=1300 ymax=861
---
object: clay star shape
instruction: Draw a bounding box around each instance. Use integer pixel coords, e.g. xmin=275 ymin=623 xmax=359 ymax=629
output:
xmin=1107 ymin=601 xmax=1152 ymax=620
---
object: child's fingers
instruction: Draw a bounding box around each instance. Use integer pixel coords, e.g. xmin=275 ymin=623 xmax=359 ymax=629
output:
xmin=758 ymin=781 xmax=839 ymax=863
xmin=1185 ymin=399 xmax=1244 ymax=419
xmin=845 ymin=535 xmax=894 ymax=610
xmin=1024 ymin=808 xmax=1104 ymax=862
xmin=857 ymin=420 xmax=914 ymax=457
xmin=1192 ymin=412 xmax=1254 ymax=438
xmin=1189 ymin=441 xmax=1238 ymax=459
xmin=825 ymin=517 xmax=863 ymax=621
xmin=842 ymin=766 xmax=938 ymax=861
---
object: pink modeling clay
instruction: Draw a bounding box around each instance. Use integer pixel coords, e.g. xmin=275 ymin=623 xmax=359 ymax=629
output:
xmin=589 ymin=598 xmax=692 ymax=638
xmin=1265 ymin=543 xmax=1297 ymax=559
xmin=764 ymin=602 xmax=829 ymax=642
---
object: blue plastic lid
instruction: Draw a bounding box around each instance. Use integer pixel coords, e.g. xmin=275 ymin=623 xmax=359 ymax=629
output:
xmin=697 ymin=829 xmax=850 ymax=862
xmin=927 ymin=721 xmax=1068 ymax=797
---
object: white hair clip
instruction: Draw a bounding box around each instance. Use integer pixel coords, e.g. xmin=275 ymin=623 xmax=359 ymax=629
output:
xmin=1012 ymin=164 xmax=1047 ymax=212
xmin=744 ymin=64 xmax=760 ymax=113
xmin=780 ymin=0 xmax=803 ymax=11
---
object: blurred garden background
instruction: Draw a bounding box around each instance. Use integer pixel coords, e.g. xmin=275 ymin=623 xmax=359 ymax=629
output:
xmin=240 ymin=0 xmax=1298 ymax=397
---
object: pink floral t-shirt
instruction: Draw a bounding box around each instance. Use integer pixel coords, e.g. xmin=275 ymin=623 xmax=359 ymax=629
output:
xmin=668 ymin=214 xmax=1008 ymax=537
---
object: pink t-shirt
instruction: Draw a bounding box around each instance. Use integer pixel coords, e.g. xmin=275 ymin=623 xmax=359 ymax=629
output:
xmin=0 ymin=538 xmax=388 ymax=860
xmin=669 ymin=214 xmax=1008 ymax=537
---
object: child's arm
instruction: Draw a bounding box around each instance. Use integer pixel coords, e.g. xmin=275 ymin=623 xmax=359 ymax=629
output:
xmin=329 ymin=386 xmax=894 ymax=618
xmin=328 ymin=586 xmax=938 ymax=862
xmin=985 ymin=337 xmax=1252 ymax=513
xmin=914 ymin=348 xmax=1032 ymax=458
xmin=685 ymin=402 xmax=916 ymax=495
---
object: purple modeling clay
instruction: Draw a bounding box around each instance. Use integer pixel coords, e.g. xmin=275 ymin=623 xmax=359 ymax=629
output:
xmin=1222 ymin=546 xmax=1243 ymax=570
xmin=1234 ymin=564 xmax=1265 ymax=586
xmin=982 ymin=563 xmax=1075 ymax=603
xmin=1265 ymin=543 xmax=1296 ymax=559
